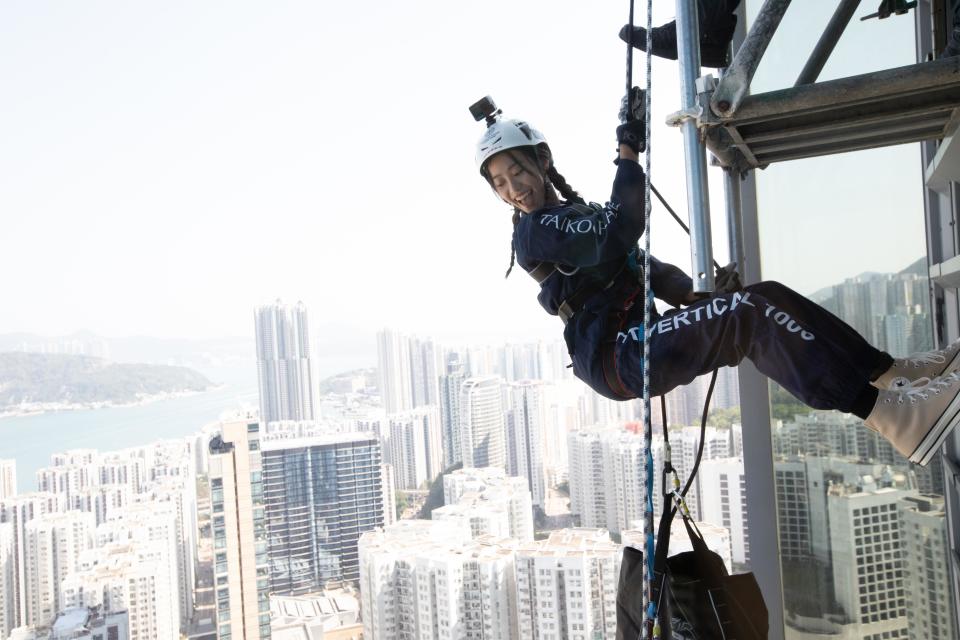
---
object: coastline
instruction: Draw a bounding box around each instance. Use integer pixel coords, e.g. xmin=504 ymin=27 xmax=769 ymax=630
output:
xmin=0 ymin=385 xmax=224 ymax=420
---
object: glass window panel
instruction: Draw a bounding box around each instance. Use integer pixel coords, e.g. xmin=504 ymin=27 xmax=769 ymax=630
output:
xmin=744 ymin=4 xmax=957 ymax=638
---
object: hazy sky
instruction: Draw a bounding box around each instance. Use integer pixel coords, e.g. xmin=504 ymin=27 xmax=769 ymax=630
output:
xmin=1 ymin=2 xmax=925 ymax=345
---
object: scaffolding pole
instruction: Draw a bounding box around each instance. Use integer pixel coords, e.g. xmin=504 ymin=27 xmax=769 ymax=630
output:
xmin=676 ymin=0 xmax=716 ymax=292
xmin=712 ymin=0 xmax=793 ymax=118
xmin=794 ymin=0 xmax=863 ymax=86
xmin=724 ymin=168 xmax=745 ymax=271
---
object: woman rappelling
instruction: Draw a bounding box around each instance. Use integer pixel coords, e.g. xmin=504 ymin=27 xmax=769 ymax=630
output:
xmin=471 ymin=1 xmax=960 ymax=468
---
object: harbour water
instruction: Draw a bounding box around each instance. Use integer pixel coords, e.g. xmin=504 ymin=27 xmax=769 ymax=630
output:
xmin=0 ymin=356 xmax=370 ymax=491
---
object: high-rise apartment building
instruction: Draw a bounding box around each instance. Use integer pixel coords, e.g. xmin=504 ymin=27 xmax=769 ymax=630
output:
xmin=900 ymin=494 xmax=955 ymax=640
xmin=61 ymin=541 xmax=178 ymax=640
xmin=459 ymin=376 xmax=505 ymax=469
xmin=140 ymin=477 xmax=198 ymax=627
xmin=827 ymin=484 xmax=916 ymax=637
xmin=774 ymin=456 xmax=913 ymax=566
xmin=536 ymin=339 xmax=572 ymax=382
xmin=817 ymin=270 xmax=931 ymax=356
xmin=601 ymin=430 xmax=646 ymax=536
xmin=578 ymin=387 xmax=640 ymax=428
xmin=773 ymin=410 xmax=899 ymax=464
xmin=568 ymin=429 xmax=608 ymax=530
xmin=773 ymin=458 xmax=812 ymax=561
xmin=439 ymin=354 xmax=466 ymax=469
xmin=507 ymin=381 xmax=547 ymax=509
xmin=376 ymin=329 xmax=442 ymax=415
xmin=261 ymin=433 xmax=385 ymax=593
xmin=376 ymin=329 xmax=412 ymax=415
xmin=36 ymin=464 xmax=94 ymax=509
xmin=386 ymin=407 xmax=443 ymax=491
xmin=381 ymin=463 xmax=397 ymax=526
xmin=514 ymin=529 xmax=620 ymax=640
xmin=94 ymin=454 xmax=145 ymax=493
xmin=360 ymin=522 xmax=620 ymax=640
xmin=70 ymin=484 xmax=132 ymax=527
xmin=23 ymin=511 xmax=95 ymax=628
xmin=0 ymin=522 xmax=14 ymax=640
xmin=436 ymin=467 xmax=534 ymax=542
xmin=359 ymin=520 xmax=517 ymax=640
xmin=208 ymin=421 xmax=271 ymax=640
xmin=0 ymin=460 xmax=15 ymax=500
xmin=95 ymin=501 xmax=185 ymax=632
xmin=568 ymin=428 xmax=668 ymax=535
xmin=409 ymin=335 xmax=441 ymax=409
xmin=0 ymin=492 xmax=65 ymax=631
xmin=674 ymin=426 xmax=731 ymax=522
xmin=698 ymin=458 xmax=751 ymax=566
xmin=255 ymin=300 xmax=315 ymax=424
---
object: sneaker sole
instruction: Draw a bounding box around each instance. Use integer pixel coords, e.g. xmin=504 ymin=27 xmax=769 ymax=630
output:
xmin=910 ymin=391 xmax=960 ymax=466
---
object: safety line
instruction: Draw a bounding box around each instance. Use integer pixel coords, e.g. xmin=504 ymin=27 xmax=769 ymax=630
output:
xmin=637 ymin=0 xmax=656 ymax=635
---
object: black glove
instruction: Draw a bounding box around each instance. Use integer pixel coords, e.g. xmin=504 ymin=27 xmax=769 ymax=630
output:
xmin=616 ymin=88 xmax=647 ymax=154
xmin=616 ymin=121 xmax=646 ymax=154
xmin=714 ymin=262 xmax=744 ymax=294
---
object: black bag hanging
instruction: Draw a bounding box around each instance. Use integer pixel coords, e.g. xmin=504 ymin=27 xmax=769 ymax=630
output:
xmin=616 ymin=512 xmax=768 ymax=640
xmin=665 ymin=513 xmax=768 ymax=639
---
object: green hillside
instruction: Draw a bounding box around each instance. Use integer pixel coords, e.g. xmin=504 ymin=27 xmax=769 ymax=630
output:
xmin=0 ymin=352 xmax=213 ymax=407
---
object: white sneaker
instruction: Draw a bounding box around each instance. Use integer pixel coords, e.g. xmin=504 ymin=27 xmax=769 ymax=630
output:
xmin=872 ymin=338 xmax=960 ymax=390
xmin=864 ymin=373 xmax=960 ymax=466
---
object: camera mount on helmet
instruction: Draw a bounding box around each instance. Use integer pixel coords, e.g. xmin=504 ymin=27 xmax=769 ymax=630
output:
xmin=470 ymin=96 xmax=548 ymax=174
xmin=469 ymin=95 xmax=502 ymax=127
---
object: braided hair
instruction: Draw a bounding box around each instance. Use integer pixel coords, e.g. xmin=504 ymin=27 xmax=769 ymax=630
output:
xmin=484 ymin=145 xmax=584 ymax=278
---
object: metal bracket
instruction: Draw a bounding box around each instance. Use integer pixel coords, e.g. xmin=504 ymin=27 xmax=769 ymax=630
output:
xmin=666 ymin=106 xmax=703 ymax=128
xmin=666 ymin=75 xmax=720 ymax=130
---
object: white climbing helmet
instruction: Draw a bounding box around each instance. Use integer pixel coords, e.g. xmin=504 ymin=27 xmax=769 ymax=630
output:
xmin=475 ymin=118 xmax=548 ymax=175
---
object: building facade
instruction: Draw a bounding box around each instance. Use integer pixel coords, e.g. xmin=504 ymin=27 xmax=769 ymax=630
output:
xmin=208 ymin=421 xmax=271 ymax=640
xmin=255 ymin=300 xmax=315 ymax=424
xmin=513 ymin=529 xmax=620 ymax=640
xmin=507 ymin=381 xmax=547 ymax=510
xmin=0 ymin=460 xmax=16 ymax=501
xmin=459 ymin=376 xmax=505 ymax=470
xmin=261 ymin=433 xmax=386 ymax=593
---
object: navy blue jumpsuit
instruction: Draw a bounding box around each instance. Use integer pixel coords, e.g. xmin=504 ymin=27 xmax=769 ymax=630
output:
xmin=511 ymin=159 xmax=891 ymax=419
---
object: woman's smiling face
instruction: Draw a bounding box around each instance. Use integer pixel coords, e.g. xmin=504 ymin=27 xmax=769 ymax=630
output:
xmin=485 ymin=151 xmax=547 ymax=214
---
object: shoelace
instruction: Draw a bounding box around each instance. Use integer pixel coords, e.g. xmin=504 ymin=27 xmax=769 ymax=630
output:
xmin=887 ymin=375 xmax=959 ymax=404
xmin=904 ymin=350 xmax=947 ymax=368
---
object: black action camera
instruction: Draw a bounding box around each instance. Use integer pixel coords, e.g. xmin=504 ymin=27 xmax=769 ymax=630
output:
xmin=469 ymin=96 xmax=501 ymax=125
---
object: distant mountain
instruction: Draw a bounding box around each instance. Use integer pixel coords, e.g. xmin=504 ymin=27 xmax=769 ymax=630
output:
xmin=0 ymin=352 xmax=213 ymax=409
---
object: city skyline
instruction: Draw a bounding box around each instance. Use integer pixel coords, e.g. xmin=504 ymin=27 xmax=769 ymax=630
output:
xmin=1 ymin=0 xmax=956 ymax=638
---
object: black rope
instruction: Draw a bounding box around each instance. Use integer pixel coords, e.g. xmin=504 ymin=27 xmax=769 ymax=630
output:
xmin=651 ymin=182 xmax=722 ymax=271
xmin=680 ymin=369 xmax=718 ymax=503
xmin=626 ymin=0 xmax=635 ymax=103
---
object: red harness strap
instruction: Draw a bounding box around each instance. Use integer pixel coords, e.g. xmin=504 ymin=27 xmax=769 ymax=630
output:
xmin=601 ymin=288 xmax=642 ymax=400
xmin=602 ymin=339 xmax=637 ymax=400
